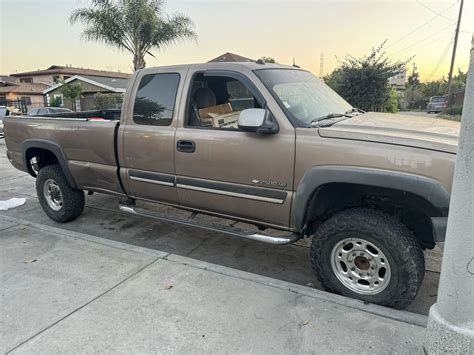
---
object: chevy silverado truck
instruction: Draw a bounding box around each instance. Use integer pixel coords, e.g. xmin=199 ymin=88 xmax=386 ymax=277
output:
xmin=4 ymin=62 xmax=459 ymax=309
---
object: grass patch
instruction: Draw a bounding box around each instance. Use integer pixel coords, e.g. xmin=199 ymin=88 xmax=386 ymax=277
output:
xmin=438 ymin=114 xmax=462 ymax=122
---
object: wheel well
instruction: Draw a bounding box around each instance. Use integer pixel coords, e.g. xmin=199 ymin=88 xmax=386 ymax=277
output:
xmin=305 ymin=183 xmax=441 ymax=249
xmin=25 ymin=147 xmax=59 ymax=177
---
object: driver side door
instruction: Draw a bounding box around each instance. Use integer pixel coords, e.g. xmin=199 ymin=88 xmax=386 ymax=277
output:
xmin=174 ymin=68 xmax=295 ymax=229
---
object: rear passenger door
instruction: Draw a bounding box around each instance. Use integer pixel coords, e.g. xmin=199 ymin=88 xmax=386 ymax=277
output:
xmin=120 ymin=68 xmax=186 ymax=204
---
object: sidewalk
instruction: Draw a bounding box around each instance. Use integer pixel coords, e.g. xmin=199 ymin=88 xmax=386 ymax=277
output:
xmin=1 ymin=214 xmax=426 ymax=354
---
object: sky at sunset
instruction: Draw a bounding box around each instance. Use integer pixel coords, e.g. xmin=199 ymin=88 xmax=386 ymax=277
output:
xmin=1 ymin=0 xmax=473 ymax=82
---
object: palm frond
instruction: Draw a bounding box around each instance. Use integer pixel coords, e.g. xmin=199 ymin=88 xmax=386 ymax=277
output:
xmin=147 ymin=13 xmax=197 ymax=52
xmin=70 ymin=0 xmax=197 ymax=70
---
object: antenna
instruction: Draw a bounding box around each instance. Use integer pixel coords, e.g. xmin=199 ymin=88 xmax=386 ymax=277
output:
xmin=319 ymin=53 xmax=324 ymax=77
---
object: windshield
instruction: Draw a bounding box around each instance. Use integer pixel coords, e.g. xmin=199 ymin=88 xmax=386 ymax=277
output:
xmin=430 ymin=96 xmax=446 ymax=103
xmin=256 ymin=69 xmax=352 ymax=126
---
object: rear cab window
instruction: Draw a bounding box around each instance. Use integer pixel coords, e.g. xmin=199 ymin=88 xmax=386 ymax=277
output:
xmin=430 ymin=96 xmax=446 ymax=103
xmin=133 ymin=73 xmax=180 ymax=126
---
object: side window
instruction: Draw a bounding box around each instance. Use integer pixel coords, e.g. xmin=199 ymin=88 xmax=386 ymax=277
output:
xmin=21 ymin=96 xmax=32 ymax=105
xmin=226 ymin=80 xmax=256 ymax=111
xmin=187 ymin=74 xmax=262 ymax=130
xmin=133 ymin=73 xmax=180 ymax=126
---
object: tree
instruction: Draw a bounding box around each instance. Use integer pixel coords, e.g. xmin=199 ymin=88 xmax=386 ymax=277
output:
xmin=70 ymin=0 xmax=197 ymax=71
xmin=420 ymin=80 xmax=446 ymax=98
xmin=94 ymin=93 xmax=124 ymax=109
xmin=260 ymin=56 xmax=276 ymax=63
xmin=49 ymin=96 xmax=62 ymax=107
xmin=61 ymin=82 xmax=83 ymax=111
xmin=385 ymin=87 xmax=399 ymax=113
xmin=324 ymin=41 xmax=407 ymax=111
xmin=407 ymin=71 xmax=420 ymax=87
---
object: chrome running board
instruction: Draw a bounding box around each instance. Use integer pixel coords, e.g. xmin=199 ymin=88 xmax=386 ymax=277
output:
xmin=119 ymin=204 xmax=300 ymax=245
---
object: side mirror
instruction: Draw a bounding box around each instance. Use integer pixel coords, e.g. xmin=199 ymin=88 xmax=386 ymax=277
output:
xmin=238 ymin=108 xmax=279 ymax=134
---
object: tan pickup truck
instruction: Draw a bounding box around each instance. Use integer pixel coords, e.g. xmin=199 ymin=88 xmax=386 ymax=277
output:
xmin=4 ymin=62 xmax=459 ymax=309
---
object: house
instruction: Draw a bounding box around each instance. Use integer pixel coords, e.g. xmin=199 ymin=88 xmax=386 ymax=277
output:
xmin=0 ymin=75 xmax=48 ymax=112
xmin=43 ymin=75 xmax=130 ymax=111
xmin=10 ymin=65 xmax=130 ymax=86
xmin=388 ymin=69 xmax=407 ymax=90
xmin=208 ymin=52 xmax=254 ymax=63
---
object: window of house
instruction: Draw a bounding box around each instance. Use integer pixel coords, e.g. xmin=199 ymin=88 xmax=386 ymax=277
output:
xmin=133 ymin=73 xmax=180 ymax=126
xmin=53 ymin=76 xmax=61 ymax=84
xmin=53 ymin=94 xmax=63 ymax=106
xmin=20 ymin=78 xmax=33 ymax=83
xmin=20 ymin=96 xmax=32 ymax=105
xmin=186 ymin=74 xmax=261 ymax=129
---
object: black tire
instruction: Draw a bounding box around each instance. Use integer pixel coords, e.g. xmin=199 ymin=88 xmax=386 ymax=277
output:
xmin=310 ymin=208 xmax=424 ymax=309
xmin=36 ymin=164 xmax=85 ymax=223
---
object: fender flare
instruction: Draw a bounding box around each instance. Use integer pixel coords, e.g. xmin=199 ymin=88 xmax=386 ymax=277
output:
xmin=291 ymin=165 xmax=451 ymax=232
xmin=22 ymin=139 xmax=78 ymax=189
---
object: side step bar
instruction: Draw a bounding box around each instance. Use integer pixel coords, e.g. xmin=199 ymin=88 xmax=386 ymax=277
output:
xmin=119 ymin=204 xmax=300 ymax=245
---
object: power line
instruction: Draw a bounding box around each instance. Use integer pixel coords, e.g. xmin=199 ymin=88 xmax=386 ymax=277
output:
xmin=416 ymin=0 xmax=456 ymax=22
xmin=427 ymin=34 xmax=455 ymax=80
xmin=388 ymin=23 xmax=454 ymax=57
xmin=385 ymin=0 xmax=459 ymax=50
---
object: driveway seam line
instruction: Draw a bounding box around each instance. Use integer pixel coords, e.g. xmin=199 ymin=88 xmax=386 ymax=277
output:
xmin=5 ymin=257 xmax=166 ymax=354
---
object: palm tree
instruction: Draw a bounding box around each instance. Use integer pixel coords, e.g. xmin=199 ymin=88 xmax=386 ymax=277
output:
xmin=70 ymin=0 xmax=196 ymax=71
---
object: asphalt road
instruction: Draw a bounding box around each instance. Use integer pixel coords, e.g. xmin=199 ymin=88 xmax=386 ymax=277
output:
xmin=0 ymin=139 xmax=442 ymax=315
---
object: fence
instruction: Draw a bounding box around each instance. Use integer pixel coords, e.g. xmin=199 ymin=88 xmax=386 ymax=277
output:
xmin=0 ymin=98 xmax=28 ymax=114
xmin=448 ymin=88 xmax=465 ymax=107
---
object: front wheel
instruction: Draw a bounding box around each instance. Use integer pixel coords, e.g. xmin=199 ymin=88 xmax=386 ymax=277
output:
xmin=310 ymin=208 xmax=424 ymax=309
xmin=36 ymin=164 xmax=85 ymax=223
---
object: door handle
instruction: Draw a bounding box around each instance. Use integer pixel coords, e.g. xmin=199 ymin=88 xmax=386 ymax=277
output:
xmin=177 ymin=140 xmax=196 ymax=153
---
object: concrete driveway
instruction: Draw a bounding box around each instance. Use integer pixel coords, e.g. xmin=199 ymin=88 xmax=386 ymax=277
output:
xmin=0 ymin=139 xmax=442 ymax=317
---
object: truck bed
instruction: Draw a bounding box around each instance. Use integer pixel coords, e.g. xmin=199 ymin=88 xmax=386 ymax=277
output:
xmin=40 ymin=109 xmax=121 ymax=121
xmin=4 ymin=113 xmax=123 ymax=196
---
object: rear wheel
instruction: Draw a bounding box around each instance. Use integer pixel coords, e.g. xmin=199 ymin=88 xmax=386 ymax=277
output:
xmin=36 ymin=164 xmax=84 ymax=222
xmin=310 ymin=208 xmax=424 ymax=309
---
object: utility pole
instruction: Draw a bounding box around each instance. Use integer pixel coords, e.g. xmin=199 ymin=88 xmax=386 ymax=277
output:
xmin=424 ymin=34 xmax=474 ymax=354
xmin=446 ymin=0 xmax=464 ymax=102
xmin=319 ymin=53 xmax=324 ymax=78
xmin=411 ymin=62 xmax=418 ymax=107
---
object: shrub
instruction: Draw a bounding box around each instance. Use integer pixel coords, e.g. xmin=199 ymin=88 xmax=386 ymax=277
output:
xmin=445 ymin=105 xmax=463 ymax=116
xmin=94 ymin=93 xmax=124 ymax=110
xmin=385 ymin=87 xmax=399 ymax=113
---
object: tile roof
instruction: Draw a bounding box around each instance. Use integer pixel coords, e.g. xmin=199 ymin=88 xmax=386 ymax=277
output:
xmin=0 ymin=80 xmax=48 ymax=95
xmin=80 ymin=75 xmax=129 ymax=90
xmin=10 ymin=65 xmax=131 ymax=79
xmin=208 ymin=52 xmax=254 ymax=63
xmin=43 ymin=75 xmax=130 ymax=94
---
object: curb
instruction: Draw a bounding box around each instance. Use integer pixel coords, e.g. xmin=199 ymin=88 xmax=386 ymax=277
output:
xmin=0 ymin=214 xmax=428 ymax=328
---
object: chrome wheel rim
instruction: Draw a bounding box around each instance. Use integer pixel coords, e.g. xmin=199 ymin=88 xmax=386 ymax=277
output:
xmin=43 ymin=179 xmax=63 ymax=211
xmin=330 ymin=237 xmax=391 ymax=295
